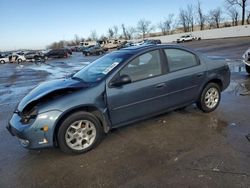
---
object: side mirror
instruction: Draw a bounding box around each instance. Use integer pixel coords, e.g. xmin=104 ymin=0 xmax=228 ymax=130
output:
xmin=110 ymin=74 xmax=131 ymax=87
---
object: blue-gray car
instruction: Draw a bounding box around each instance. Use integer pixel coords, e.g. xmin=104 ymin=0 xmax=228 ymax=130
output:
xmin=7 ymin=45 xmax=230 ymax=154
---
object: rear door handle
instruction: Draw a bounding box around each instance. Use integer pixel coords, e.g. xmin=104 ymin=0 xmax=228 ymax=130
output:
xmin=155 ymin=83 xmax=166 ymax=88
xmin=196 ymin=73 xmax=204 ymax=77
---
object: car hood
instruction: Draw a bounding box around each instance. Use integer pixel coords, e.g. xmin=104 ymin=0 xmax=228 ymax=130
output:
xmin=18 ymin=78 xmax=89 ymax=112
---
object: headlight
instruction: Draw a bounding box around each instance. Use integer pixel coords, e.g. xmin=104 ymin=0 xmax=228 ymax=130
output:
xmin=20 ymin=107 xmax=38 ymax=124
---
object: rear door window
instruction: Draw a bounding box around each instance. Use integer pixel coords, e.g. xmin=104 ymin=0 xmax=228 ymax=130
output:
xmin=164 ymin=49 xmax=198 ymax=72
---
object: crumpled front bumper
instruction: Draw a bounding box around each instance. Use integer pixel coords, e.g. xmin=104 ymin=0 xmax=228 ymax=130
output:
xmin=7 ymin=110 xmax=62 ymax=149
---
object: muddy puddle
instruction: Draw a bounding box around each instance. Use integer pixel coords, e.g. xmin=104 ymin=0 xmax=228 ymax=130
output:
xmin=15 ymin=61 xmax=90 ymax=80
xmin=207 ymin=56 xmax=250 ymax=96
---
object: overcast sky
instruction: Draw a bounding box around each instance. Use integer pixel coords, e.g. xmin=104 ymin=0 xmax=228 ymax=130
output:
xmin=0 ymin=0 xmax=228 ymax=50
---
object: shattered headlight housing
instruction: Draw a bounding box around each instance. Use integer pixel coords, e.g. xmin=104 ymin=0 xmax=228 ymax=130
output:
xmin=18 ymin=107 xmax=38 ymax=124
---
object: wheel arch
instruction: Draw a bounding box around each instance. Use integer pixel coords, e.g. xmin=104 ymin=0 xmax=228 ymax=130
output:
xmin=205 ymin=78 xmax=223 ymax=91
xmin=53 ymin=105 xmax=110 ymax=146
xmin=197 ymin=78 xmax=223 ymax=100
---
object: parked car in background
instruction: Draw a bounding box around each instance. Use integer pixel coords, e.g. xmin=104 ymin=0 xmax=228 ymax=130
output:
xmin=10 ymin=54 xmax=26 ymax=63
xmin=144 ymin=39 xmax=162 ymax=45
xmin=64 ymin=48 xmax=72 ymax=55
xmin=133 ymin=39 xmax=162 ymax=46
xmin=0 ymin=54 xmax=9 ymax=64
xmin=117 ymin=41 xmax=134 ymax=50
xmin=177 ymin=34 xmax=201 ymax=43
xmin=82 ymin=45 xmax=105 ymax=56
xmin=7 ymin=45 xmax=230 ymax=154
xmin=45 ymin=49 xmax=69 ymax=59
xmin=25 ymin=51 xmax=46 ymax=62
xmin=243 ymin=48 xmax=250 ymax=74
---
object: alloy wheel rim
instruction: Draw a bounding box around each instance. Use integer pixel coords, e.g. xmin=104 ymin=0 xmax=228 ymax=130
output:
xmin=204 ymin=87 xmax=219 ymax=109
xmin=65 ymin=120 xmax=96 ymax=150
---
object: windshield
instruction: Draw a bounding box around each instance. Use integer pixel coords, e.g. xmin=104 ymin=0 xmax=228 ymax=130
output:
xmin=73 ymin=52 xmax=131 ymax=83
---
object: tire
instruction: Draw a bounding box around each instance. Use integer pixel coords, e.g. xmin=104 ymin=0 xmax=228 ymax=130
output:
xmin=0 ymin=60 xmax=5 ymax=64
xmin=245 ymin=64 xmax=250 ymax=74
xmin=196 ymin=83 xmax=221 ymax=113
xmin=17 ymin=59 xmax=22 ymax=63
xmin=57 ymin=111 xmax=103 ymax=154
xmin=99 ymin=51 xmax=103 ymax=55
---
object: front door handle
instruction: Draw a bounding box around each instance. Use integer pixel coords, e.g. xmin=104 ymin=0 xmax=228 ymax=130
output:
xmin=155 ymin=83 xmax=166 ymax=88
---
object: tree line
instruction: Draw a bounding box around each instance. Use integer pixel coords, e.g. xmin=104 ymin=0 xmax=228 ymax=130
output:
xmin=48 ymin=0 xmax=249 ymax=49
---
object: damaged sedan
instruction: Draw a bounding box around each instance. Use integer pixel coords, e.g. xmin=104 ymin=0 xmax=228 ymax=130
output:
xmin=7 ymin=45 xmax=230 ymax=154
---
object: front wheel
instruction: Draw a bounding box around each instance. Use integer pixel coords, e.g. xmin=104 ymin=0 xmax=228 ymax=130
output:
xmin=0 ymin=60 xmax=5 ymax=64
xmin=196 ymin=83 xmax=221 ymax=113
xmin=245 ymin=64 xmax=250 ymax=74
xmin=57 ymin=112 xmax=103 ymax=154
xmin=17 ymin=59 xmax=22 ymax=63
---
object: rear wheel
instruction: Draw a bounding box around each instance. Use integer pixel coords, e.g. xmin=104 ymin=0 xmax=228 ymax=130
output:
xmin=0 ymin=60 xmax=5 ymax=64
xmin=17 ymin=59 xmax=22 ymax=63
xmin=245 ymin=64 xmax=250 ymax=74
xmin=197 ymin=83 xmax=221 ymax=113
xmin=57 ymin=112 xmax=103 ymax=154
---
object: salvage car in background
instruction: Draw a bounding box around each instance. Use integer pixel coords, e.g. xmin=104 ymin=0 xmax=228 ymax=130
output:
xmin=25 ymin=51 xmax=46 ymax=62
xmin=82 ymin=45 xmax=105 ymax=56
xmin=0 ymin=54 xmax=9 ymax=64
xmin=10 ymin=54 xmax=26 ymax=63
xmin=7 ymin=45 xmax=230 ymax=154
xmin=133 ymin=39 xmax=162 ymax=46
xmin=144 ymin=39 xmax=162 ymax=45
xmin=45 ymin=49 xmax=69 ymax=59
xmin=243 ymin=48 xmax=250 ymax=74
xmin=117 ymin=41 xmax=134 ymax=50
xmin=177 ymin=34 xmax=201 ymax=43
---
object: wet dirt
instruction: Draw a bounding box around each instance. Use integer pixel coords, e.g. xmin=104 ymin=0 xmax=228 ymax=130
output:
xmin=1 ymin=38 xmax=250 ymax=188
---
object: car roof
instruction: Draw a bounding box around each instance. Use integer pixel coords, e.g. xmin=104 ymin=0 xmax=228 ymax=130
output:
xmin=119 ymin=44 xmax=195 ymax=54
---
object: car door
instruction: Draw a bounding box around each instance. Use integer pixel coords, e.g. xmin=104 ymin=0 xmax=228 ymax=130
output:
xmin=48 ymin=50 xmax=55 ymax=58
xmin=162 ymin=48 xmax=206 ymax=108
xmin=106 ymin=50 xmax=168 ymax=126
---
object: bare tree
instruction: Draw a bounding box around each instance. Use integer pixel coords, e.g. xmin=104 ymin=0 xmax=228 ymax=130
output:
xmin=225 ymin=0 xmax=247 ymax=25
xmin=113 ymin=25 xmax=119 ymax=38
xmin=179 ymin=8 xmax=189 ymax=32
xmin=74 ymin=34 xmax=81 ymax=45
xmin=207 ymin=15 xmax=215 ymax=29
xmin=48 ymin=40 xmax=65 ymax=49
xmin=90 ymin=30 xmax=98 ymax=41
xmin=137 ymin=19 xmax=153 ymax=38
xmin=107 ymin=28 xmax=114 ymax=39
xmin=126 ymin=26 xmax=136 ymax=39
xmin=227 ymin=7 xmax=239 ymax=26
xmin=187 ymin=5 xmax=195 ymax=31
xmin=121 ymin=24 xmax=128 ymax=39
xmin=209 ymin=8 xmax=223 ymax=28
xmin=197 ymin=0 xmax=206 ymax=30
xmin=121 ymin=24 xmax=136 ymax=40
xmin=247 ymin=11 xmax=250 ymax=24
xmin=158 ymin=14 xmax=174 ymax=35
xmin=99 ymin=35 xmax=108 ymax=41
